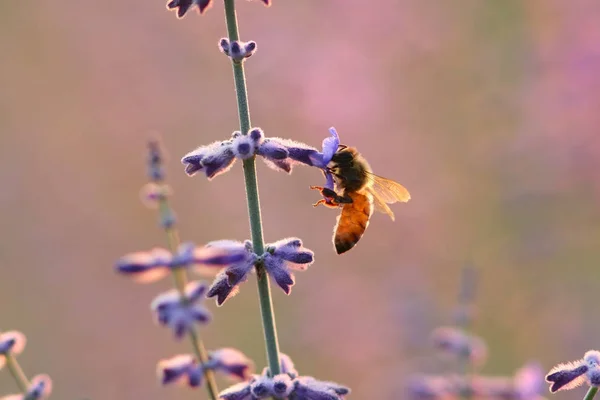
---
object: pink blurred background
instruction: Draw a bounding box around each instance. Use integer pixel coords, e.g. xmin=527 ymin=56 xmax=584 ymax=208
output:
xmin=2 ymin=0 xmax=600 ymax=398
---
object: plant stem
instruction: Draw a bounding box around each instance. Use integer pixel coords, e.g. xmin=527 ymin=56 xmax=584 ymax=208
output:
xmin=585 ymin=387 xmax=599 ymax=400
xmin=222 ymin=0 xmax=282 ymax=376
xmin=3 ymin=349 xmax=30 ymax=392
xmin=158 ymin=197 xmax=219 ymax=400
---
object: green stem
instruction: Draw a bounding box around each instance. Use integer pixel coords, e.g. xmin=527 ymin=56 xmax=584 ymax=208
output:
xmin=4 ymin=351 xmax=30 ymax=392
xmin=158 ymin=198 xmax=219 ymax=400
xmin=223 ymin=0 xmax=282 ymax=376
xmin=585 ymin=387 xmax=599 ymax=400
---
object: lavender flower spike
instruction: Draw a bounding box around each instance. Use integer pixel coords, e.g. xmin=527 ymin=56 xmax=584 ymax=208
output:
xmin=151 ymin=281 xmax=211 ymax=339
xmin=2 ymin=374 xmax=53 ymax=400
xmin=263 ymin=237 xmax=314 ymax=294
xmin=0 ymin=331 xmax=26 ymax=370
xmin=116 ymin=242 xmax=247 ymax=283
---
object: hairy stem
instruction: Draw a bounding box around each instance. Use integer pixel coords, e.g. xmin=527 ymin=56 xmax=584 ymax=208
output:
xmin=585 ymin=387 xmax=599 ymax=400
xmin=158 ymin=198 xmax=219 ymax=400
xmin=223 ymin=0 xmax=282 ymax=376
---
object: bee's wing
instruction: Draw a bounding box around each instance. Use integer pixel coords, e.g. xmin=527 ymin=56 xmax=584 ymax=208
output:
xmin=369 ymin=189 xmax=395 ymax=221
xmin=365 ymin=172 xmax=411 ymax=204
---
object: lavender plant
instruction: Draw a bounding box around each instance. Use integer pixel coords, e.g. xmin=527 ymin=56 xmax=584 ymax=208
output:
xmin=0 ymin=331 xmax=52 ymax=399
xmin=114 ymin=1 xmax=352 ymax=399
xmin=407 ymin=267 xmax=545 ymax=400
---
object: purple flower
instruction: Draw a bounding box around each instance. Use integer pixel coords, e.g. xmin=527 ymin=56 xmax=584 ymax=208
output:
xmin=0 ymin=331 xmax=26 ymax=370
xmin=263 ymin=238 xmax=314 ymax=294
xmin=206 ymin=348 xmax=254 ymax=380
xmin=116 ymin=242 xmax=246 ymax=283
xmin=514 ymin=362 xmax=544 ymax=399
xmin=181 ymin=140 xmax=236 ymax=179
xmin=139 ymin=182 xmax=172 ymax=209
xmin=431 ymin=326 xmax=487 ymax=366
xmin=206 ymin=238 xmax=314 ymax=305
xmin=546 ymin=350 xmax=600 ymax=392
xmin=219 ymin=354 xmax=350 ymax=400
xmin=166 ymin=0 xmax=212 ymax=18
xmin=292 ymin=376 xmax=350 ymax=400
xmin=147 ymin=139 xmax=165 ymax=182
xmin=151 ymin=281 xmax=211 ymax=339
xmin=219 ymin=39 xmax=257 ymax=62
xmin=158 ymin=349 xmax=253 ymax=389
xmin=157 ymin=354 xmax=203 ymax=387
xmin=3 ymin=374 xmax=53 ymax=400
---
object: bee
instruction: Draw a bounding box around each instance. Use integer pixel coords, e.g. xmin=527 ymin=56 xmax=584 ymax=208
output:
xmin=311 ymin=145 xmax=410 ymax=254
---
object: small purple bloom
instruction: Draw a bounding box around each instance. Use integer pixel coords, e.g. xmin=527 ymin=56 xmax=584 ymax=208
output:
xmin=166 ymin=0 xmax=212 ymax=18
xmin=147 ymin=139 xmax=165 ymax=182
xmin=271 ymin=374 xmax=295 ymax=397
xmin=116 ymin=242 xmax=246 ymax=283
xmin=157 ymin=354 xmax=202 ymax=387
xmin=139 ymin=182 xmax=171 ymax=209
xmin=545 ymin=350 xmax=600 ymax=392
xmin=207 ymin=348 xmax=254 ymax=380
xmin=431 ymin=326 xmax=487 ymax=366
xmin=219 ymin=39 xmax=257 ymax=62
xmin=0 ymin=331 xmax=26 ymax=370
xmin=309 ymin=127 xmax=340 ymax=169
xmin=264 ymin=238 xmax=314 ymax=294
xmin=250 ymin=375 xmax=275 ymax=398
xmin=151 ymin=281 xmax=211 ymax=339
xmin=2 ymin=374 xmax=53 ymax=400
xmin=206 ymin=240 xmax=257 ymax=305
xmin=181 ymin=140 xmax=236 ymax=179
xmin=292 ymin=376 xmax=350 ymax=400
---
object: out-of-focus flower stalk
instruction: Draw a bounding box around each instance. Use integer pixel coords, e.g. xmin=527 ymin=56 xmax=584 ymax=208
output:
xmin=222 ymin=0 xmax=282 ymax=376
xmin=457 ymin=266 xmax=477 ymax=400
xmin=585 ymin=387 xmax=599 ymax=400
xmin=156 ymin=188 xmax=220 ymax=399
xmin=0 ymin=331 xmax=29 ymax=393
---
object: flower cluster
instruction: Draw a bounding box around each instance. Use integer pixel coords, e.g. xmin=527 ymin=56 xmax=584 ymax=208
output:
xmin=116 ymin=241 xmax=246 ymax=283
xmin=0 ymin=332 xmax=52 ymax=400
xmin=219 ymin=354 xmax=350 ymax=400
xmin=219 ymin=39 xmax=257 ymax=62
xmin=157 ymin=348 xmax=253 ymax=388
xmin=181 ymin=127 xmax=340 ymax=188
xmin=205 ymin=237 xmax=315 ymax=305
xmin=545 ymin=350 xmax=600 ymax=393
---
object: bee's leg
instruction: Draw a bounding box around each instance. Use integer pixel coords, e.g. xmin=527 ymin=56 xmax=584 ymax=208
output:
xmin=309 ymin=186 xmax=352 ymax=208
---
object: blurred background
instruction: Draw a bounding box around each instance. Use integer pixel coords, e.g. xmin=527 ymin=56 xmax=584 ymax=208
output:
xmin=1 ymin=0 xmax=600 ymax=398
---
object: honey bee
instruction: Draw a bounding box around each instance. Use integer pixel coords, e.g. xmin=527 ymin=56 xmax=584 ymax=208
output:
xmin=311 ymin=145 xmax=410 ymax=254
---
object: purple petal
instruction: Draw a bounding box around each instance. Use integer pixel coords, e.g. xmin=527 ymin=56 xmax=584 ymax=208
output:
xmin=0 ymin=331 xmax=26 ymax=355
xmin=293 ymin=376 xmax=350 ymax=400
xmin=189 ymin=306 xmax=211 ymax=324
xmin=280 ymin=354 xmax=298 ymax=377
xmin=324 ymin=171 xmax=335 ymax=191
xmin=225 ymin=258 xmax=256 ymax=286
xmin=250 ymin=376 xmax=273 ymax=397
xmin=157 ymin=355 xmax=195 ymax=385
xmin=185 ymin=280 xmax=208 ymax=302
xmin=210 ymin=348 xmax=253 ymax=380
xmin=261 ymin=157 xmax=293 ymax=173
xmin=219 ymin=381 xmax=254 ymax=400
xmin=271 ymin=374 xmax=294 ymax=397
xmin=207 ymin=272 xmax=242 ymax=306
xmin=257 ymin=139 xmax=289 ymax=161
xmin=263 ymin=254 xmax=295 ymax=294
xmin=26 ymin=374 xmax=53 ymax=399
xmin=268 ymin=138 xmax=319 ymax=166
xmin=188 ymin=366 xmax=203 ymax=387
xmin=546 ymin=365 xmax=588 ymax=393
